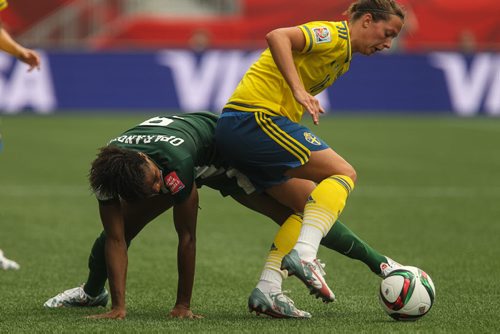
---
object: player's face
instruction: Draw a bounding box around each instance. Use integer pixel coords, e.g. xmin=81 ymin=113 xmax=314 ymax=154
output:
xmin=141 ymin=155 xmax=163 ymax=196
xmin=356 ymin=15 xmax=404 ymax=55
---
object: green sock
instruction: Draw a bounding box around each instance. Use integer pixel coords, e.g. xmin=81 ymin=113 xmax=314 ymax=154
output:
xmin=83 ymin=232 xmax=108 ymax=297
xmin=320 ymin=220 xmax=387 ymax=275
xmin=83 ymin=231 xmax=131 ymax=297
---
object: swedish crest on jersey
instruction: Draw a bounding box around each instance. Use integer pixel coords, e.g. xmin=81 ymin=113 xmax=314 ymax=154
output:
xmin=303 ymin=132 xmax=321 ymax=145
xmin=312 ymin=27 xmax=331 ymax=44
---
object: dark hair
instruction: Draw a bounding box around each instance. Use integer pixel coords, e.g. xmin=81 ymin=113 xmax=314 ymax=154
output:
xmin=345 ymin=0 xmax=405 ymax=22
xmin=89 ymin=146 xmax=151 ymax=201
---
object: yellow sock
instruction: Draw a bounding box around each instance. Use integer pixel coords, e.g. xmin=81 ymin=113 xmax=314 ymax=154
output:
xmin=257 ymin=213 xmax=302 ymax=292
xmin=294 ymin=175 xmax=354 ymax=259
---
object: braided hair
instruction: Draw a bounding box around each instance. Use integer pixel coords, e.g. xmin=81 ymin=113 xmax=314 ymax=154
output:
xmin=89 ymin=146 xmax=151 ymax=201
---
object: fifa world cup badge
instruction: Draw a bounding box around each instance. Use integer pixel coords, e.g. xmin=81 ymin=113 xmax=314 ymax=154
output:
xmin=313 ymin=27 xmax=331 ymax=44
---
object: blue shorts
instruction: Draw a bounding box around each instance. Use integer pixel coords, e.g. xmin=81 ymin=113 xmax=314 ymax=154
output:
xmin=216 ymin=109 xmax=329 ymax=191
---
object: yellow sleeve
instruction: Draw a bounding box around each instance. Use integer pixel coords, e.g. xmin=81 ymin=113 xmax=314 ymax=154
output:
xmin=0 ymin=0 xmax=8 ymax=11
xmin=299 ymin=21 xmax=339 ymax=53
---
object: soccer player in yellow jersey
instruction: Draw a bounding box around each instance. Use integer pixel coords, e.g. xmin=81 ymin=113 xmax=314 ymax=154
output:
xmin=0 ymin=1 xmax=40 ymax=71
xmin=0 ymin=0 xmax=41 ymax=150
xmin=0 ymin=0 xmax=41 ymax=271
xmin=216 ymin=0 xmax=405 ymax=317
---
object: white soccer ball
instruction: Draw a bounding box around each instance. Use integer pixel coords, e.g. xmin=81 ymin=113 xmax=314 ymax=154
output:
xmin=379 ymin=265 xmax=436 ymax=321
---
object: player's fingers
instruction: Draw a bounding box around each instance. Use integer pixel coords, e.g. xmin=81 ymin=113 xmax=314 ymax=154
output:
xmin=319 ymin=104 xmax=325 ymax=114
xmin=308 ymin=109 xmax=319 ymax=125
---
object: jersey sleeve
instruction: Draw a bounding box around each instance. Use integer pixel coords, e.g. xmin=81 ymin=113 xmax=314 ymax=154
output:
xmin=298 ymin=21 xmax=346 ymax=54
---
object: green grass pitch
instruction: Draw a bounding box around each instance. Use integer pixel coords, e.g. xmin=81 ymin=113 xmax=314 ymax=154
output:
xmin=1 ymin=113 xmax=499 ymax=333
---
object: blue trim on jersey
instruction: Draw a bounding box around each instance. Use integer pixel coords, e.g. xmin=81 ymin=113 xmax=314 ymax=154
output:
xmin=216 ymin=110 xmax=329 ymax=191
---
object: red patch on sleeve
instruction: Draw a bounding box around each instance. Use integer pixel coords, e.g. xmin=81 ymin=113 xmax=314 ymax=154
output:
xmin=164 ymin=171 xmax=185 ymax=195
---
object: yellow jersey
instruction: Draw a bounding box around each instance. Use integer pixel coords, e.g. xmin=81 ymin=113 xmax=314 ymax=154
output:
xmin=0 ymin=0 xmax=7 ymax=11
xmin=225 ymin=21 xmax=352 ymax=123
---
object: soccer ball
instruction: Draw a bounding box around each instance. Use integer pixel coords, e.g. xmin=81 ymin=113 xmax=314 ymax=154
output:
xmin=379 ymin=265 xmax=435 ymax=321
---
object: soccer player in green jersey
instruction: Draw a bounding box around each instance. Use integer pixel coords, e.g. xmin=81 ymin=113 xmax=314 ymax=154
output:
xmin=44 ymin=112 xmax=401 ymax=319
xmin=216 ymin=0 xmax=405 ymax=316
xmin=43 ymin=112 xmax=274 ymax=319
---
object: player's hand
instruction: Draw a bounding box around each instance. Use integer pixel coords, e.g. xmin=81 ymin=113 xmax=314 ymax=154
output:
xmin=293 ymin=89 xmax=325 ymax=125
xmin=169 ymin=304 xmax=203 ymax=319
xmin=86 ymin=308 xmax=126 ymax=320
xmin=18 ymin=48 xmax=41 ymax=72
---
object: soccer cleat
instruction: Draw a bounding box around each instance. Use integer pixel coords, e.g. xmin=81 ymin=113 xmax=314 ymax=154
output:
xmin=281 ymin=249 xmax=335 ymax=303
xmin=0 ymin=249 xmax=20 ymax=270
xmin=248 ymin=288 xmax=311 ymax=319
xmin=379 ymin=257 xmax=403 ymax=278
xmin=43 ymin=285 xmax=109 ymax=308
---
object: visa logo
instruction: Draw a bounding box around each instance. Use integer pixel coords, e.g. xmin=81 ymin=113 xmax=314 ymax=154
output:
xmin=430 ymin=53 xmax=500 ymax=116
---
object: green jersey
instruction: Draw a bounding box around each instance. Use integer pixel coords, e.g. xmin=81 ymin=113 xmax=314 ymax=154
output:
xmin=104 ymin=112 xmax=225 ymax=203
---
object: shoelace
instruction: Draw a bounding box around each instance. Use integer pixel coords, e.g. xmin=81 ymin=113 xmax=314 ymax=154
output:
xmin=273 ymin=290 xmax=296 ymax=306
xmin=62 ymin=286 xmax=87 ymax=301
xmin=312 ymin=259 xmax=327 ymax=277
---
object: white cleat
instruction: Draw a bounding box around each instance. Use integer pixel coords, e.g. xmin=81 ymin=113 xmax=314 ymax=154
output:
xmin=44 ymin=285 xmax=108 ymax=308
xmin=379 ymin=257 xmax=403 ymax=278
xmin=0 ymin=249 xmax=20 ymax=270
xmin=281 ymin=250 xmax=336 ymax=303
xmin=248 ymin=288 xmax=311 ymax=319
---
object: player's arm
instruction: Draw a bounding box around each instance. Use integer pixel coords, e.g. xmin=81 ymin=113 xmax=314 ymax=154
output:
xmin=169 ymin=185 xmax=203 ymax=319
xmin=87 ymin=198 xmax=128 ymax=320
xmin=266 ymin=26 xmax=324 ymax=124
xmin=0 ymin=27 xmax=41 ymax=71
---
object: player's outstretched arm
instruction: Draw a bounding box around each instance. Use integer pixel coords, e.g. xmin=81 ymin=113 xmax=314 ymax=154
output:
xmin=87 ymin=199 xmax=128 ymax=320
xmin=0 ymin=27 xmax=40 ymax=71
xmin=169 ymin=186 xmax=203 ymax=319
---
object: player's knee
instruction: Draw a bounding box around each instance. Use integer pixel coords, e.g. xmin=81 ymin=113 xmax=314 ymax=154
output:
xmin=344 ymin=166 xmax=357 ymax=184
xmin=289 ymin=201 xmax=306 ymax=214
xmin=334 ymin=165 xmax=357 ymax=184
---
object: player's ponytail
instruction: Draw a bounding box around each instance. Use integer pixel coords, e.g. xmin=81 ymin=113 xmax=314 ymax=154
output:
xmin=344 ymin=0 xmax=405 ymax=22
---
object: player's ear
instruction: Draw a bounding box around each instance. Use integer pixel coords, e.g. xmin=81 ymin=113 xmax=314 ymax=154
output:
xmin=362 ymin=13 xmax=372 ymax=28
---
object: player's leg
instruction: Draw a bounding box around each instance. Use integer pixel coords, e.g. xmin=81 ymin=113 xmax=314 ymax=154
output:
xmin=261 ymin=149 xmax=354 ymax=302
xmin=284 ymin=148 xmax=356 ymax=260
xmin=230 ymin=179 xmax=314 ymax=318
xmin=250 ymin=214 xmax=399 ymax=317
xmin=252 ymin=171 xmax=398 ymax=278
xmin=248 ymin=213 xmax=312 ymax=318
xmin=320 ymin=221 xmax=401 ymax=278
xmin=228 ymin=175 xmax=399 ymax=317
xmin=230 ymin=191 xmax=292 ymax=226
xmin=276 ymin=148 xmax=355 ymax=302
xmin=44 ymin=194 xmax=174 ymax=308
